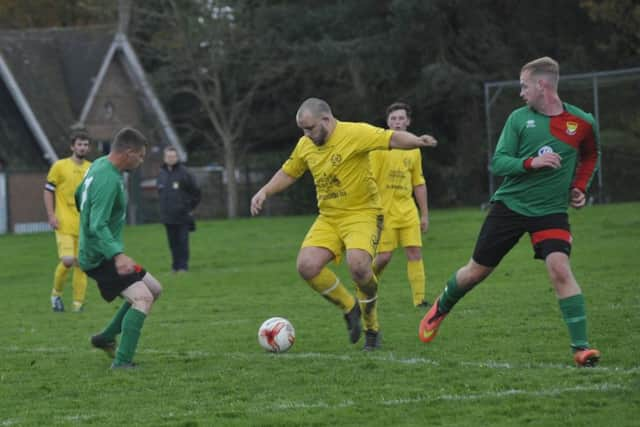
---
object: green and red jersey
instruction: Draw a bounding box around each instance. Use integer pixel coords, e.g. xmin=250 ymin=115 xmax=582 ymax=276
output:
xmin=75 ymin=156 xmax=127 ymax=271
xmin=491 ymin=102 xmax=600 ymax=216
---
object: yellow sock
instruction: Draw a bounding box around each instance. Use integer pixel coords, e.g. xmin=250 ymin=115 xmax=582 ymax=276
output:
xmin=52 ymin=262 xmax=70 ymax=297
xmin=407 ymin=260 xmax=426 ymax=306
xmin=72 ymin=267 xmax=88 ymax=306
xmin=307 ymin=268 xmax=355 ymax=313
xmin=356 ymin=274 xmax=379 ymax=332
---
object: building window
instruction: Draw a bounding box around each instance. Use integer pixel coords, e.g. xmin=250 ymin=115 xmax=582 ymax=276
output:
xmin=104 ymin=101 xmax=114 ymax=120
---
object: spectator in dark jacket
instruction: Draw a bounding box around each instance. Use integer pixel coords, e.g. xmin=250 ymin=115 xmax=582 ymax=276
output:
xmin=157 ymin=147 xmax=201 ymax=272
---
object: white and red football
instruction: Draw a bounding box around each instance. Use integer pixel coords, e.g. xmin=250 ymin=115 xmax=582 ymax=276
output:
xmin=258 ymin=317 xmax=295 ymax=353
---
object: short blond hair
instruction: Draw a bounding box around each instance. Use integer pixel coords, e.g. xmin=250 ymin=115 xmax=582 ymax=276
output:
xmin=522 ymin=57 xmax=559 ymax=87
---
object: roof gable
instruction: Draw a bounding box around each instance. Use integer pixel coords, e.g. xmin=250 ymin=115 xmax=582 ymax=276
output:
xmin=0 ymin=26 xmax=114 ymax=157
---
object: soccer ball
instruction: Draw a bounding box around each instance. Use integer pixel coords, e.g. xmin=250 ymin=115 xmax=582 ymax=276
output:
xmin=258 ymin=317 xmax=295 ymax=353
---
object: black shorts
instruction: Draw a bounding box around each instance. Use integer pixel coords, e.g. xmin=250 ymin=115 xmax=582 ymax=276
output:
xmin=85 ymin=258 xmax=147 ymax=302
xmin=472 ymin=201 xmax=572 ymax=267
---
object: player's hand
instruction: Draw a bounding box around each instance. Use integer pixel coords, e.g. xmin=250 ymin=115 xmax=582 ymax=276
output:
xmin=420 ymin=215 xmax=429 ymax=233
xmin=114 ymin=253 xmax=137 ymax=275
xmin=419 ymin=134 xmax=438 ymax=148
xmin=47 ymin=214 xmax=59 ymax=230
xmin=531 ymin=152 xmax=561 ymax=169
xmin=570 ymin=187 xmax=586 ymax=209
xmin=250 ymin=190 xmax=267 ymax=216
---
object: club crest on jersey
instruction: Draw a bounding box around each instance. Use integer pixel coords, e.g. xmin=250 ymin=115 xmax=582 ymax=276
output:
xmin=526 ymin=119 xmax=536 ymax=128
xmin=566 ymin=121 xmax=578 ymax=135
xmin=538 ymin=146 xmax=554 ymax=156
xmin=330 ymin=154 xmax=342 ymax=166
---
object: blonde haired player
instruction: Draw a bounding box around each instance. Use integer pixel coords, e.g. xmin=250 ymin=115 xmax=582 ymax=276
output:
xmin=370 ymin=102 xmax=436 ymax=307
xmin=251 ymin=98 xmax=437 ymax=350
xmin=419 ymin=57 xmax=601 ymax=367
xmin=44 ymin=127 xmax=92 ymax=312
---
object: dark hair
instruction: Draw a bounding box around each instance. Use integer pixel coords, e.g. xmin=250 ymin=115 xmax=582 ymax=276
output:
xmin=164 ymin=146 xmax=178 ymax=154
xmin=111 ymin=127 xmax=148 ymax=152
xmin=386 ymin=102 xmax=412 ymax=120
xmin=69 ymin=124 xmax=90 ymax=145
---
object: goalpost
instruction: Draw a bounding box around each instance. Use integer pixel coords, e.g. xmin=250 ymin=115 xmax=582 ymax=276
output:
xmin=483 ymin=66 xmax=640 ymax=203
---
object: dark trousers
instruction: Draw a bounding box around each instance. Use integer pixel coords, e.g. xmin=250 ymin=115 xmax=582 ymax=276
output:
xmin=164 ymin=223 xmax=190 ymax=271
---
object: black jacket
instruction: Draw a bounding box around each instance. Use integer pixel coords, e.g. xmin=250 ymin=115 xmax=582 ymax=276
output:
xmin=157 ymin=163 xmax=201 ymax=224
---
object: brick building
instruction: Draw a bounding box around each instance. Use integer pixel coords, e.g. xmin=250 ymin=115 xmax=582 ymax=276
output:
xmin=0 ymin=25 xmax=185 ymax=233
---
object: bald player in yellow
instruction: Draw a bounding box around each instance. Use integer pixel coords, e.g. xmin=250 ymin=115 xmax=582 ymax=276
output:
xmin=370 ymin=102 xmax=437 ymax=308
xmin=44 ymin=128 xmax=92 ymax=312
xmin=251 ymin=97 xmax=437 ymax=351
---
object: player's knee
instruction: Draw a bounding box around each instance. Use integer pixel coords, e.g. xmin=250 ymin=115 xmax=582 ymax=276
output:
xmin=349 ymin=265 xmax=372 ymax=285
xmin=142 ymin=274 xmax=163 ymax=300
xmin=375 ymin=253 xmax=392 ymax=269
xmin=130 ymin=292 xmax=154 ymax=313
xmin=297 ymin=260 xmax=321 ymax=281
xmin=405 ymin=247 xmax=422 ymax=261
xmin=545 ymin=253 xmax=574 ymax=286
xmin=151 ymin=285 xmax=163 ymax=301
xmin=60 ymin=257 xmax=75 ymax=268
xmin=461 ymin=260 xmax=492 ymax=286
xmin=548 ymin=265 xmax=573 ymax=286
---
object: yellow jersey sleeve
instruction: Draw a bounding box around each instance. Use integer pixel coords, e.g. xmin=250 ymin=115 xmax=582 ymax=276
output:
xmin=281 ymin=138 xmax=308 ymax=179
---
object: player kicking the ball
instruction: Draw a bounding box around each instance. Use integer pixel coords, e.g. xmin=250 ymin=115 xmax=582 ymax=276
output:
xmin=419 ymin=57 xmax=601 ymax=367
xmin=251 ymin=98 xmax=437 ymax=351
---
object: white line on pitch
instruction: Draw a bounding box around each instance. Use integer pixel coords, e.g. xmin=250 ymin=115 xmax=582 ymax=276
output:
xmin=266 ymin=383 xmax=627 ymax=411
xmin=5 ymin=345 xmax=639 ymax=375
xmin=380 ymin=382 xmax=627 ymax=404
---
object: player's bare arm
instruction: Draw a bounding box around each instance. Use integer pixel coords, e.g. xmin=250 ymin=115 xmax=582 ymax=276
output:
xmin=414 ymin=183 xmax=429 ymax=233
xmin=43 ymin=189 xmax=59 ymax=229
xmin=250 ymin=169 xmax=297 ymax=216
xmin=389 ymin=131 xmax=438 ymax=149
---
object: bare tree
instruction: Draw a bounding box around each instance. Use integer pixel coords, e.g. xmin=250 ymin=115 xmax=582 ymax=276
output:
xmin=132 ymin=0 xmax=288 ymax=218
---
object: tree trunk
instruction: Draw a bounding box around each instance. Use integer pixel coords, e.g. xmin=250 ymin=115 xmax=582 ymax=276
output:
xmin=223 ymin=140 xmax=238 ymax=218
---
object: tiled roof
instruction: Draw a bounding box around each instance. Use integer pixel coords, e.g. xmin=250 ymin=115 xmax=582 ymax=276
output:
xmin=0 ymin=26 xmax=114 ymax=157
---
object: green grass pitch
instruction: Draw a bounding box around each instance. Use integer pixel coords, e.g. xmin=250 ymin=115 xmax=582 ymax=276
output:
xmin=1 ymin=203 xmax=639 ymax=426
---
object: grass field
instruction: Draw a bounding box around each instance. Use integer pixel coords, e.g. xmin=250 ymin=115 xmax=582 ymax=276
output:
xmin=1 ymin=203 xmax=639 ymax=426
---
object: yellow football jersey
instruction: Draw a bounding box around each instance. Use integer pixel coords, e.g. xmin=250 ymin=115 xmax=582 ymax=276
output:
xmin=282 ymin=121 xmax=393 ymax=218
xmin=45 ymin=157 xmax=91 ymax=235
xmin=369 ymin=149 xmax=425 ymax=228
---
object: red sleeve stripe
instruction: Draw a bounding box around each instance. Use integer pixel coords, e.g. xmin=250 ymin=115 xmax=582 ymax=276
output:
xmin=571 ymin=127 xmax=599 ymax=192
xmin=523 ymin=157 xmax=534 ymax=170
xmin=530 ymin=229 xmax=572 ymax=245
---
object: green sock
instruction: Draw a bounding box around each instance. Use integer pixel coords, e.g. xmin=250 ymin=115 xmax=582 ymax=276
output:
xmin=558 ymin=294 xmax=589 ymax=350
xmin=101 ymin=302 xmax=131 ymax=340
xmin=114 ymin=308 xmax=146 ymax=365
xmin=438 ymin=272 xmax=469 ymax=313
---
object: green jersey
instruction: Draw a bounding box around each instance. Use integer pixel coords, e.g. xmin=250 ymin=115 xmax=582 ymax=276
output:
xmin=75 ymin=156 xmax=127 ymax=270
xmin=491 ymin=103 xmax=599 ymax=216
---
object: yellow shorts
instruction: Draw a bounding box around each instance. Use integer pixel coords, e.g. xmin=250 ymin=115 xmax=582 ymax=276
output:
xmin=55 ymin=232 xmax=79 ymax=259
xmin=377 ymin=223 xmax=422 ymax=253
xmin=301 ymin=213 xmax=383 ymax=262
